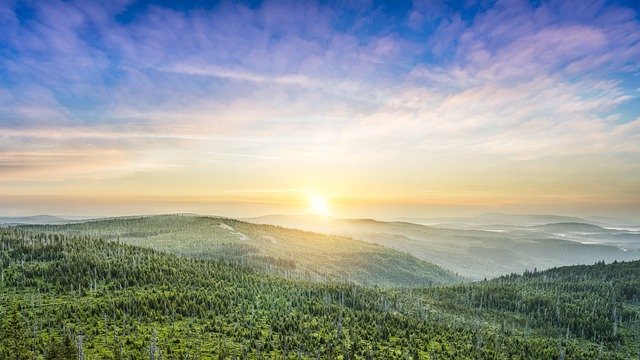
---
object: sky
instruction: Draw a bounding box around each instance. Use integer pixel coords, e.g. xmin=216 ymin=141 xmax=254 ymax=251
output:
xmin=0 ymin=0 xmax=639 ymax=219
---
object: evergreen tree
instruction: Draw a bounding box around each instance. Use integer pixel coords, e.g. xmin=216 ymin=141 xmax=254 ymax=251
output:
xmin=0 ymin=303 xmax=32 ymax=360
xmin=44 ymin=335 xmax=77 ymax=360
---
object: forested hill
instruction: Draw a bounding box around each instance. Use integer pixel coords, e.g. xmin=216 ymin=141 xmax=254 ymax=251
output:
xmin=244 ymin=214 xmax=640 ymax=280
xmin=501 ymin=258 xmax=640 ymax=284
xmin=17 ymin=214 xmax=459 ymax=287
xmin=1 ymin=228 xmax=639 ymax=359
xmin=414 ymin=259 xmax=640 ymax=357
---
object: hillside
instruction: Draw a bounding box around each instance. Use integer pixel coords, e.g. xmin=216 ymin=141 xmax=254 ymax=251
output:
xmin=1 ymin=228 xmax=639 ymax=358
xmin=396 ymin=212 xmax=588 ymax=227
xmin=531 ymin=222 xmax=610 ymax=232
xmin=405 ymin=259 xmax=640 ymax=357
xmin=246 ymin=215 xmax=640 ymax=279
xmin=18 ymin=214 xmax=459 ymax=287
xmin=0 ymin=215 xmax=70 ymax=225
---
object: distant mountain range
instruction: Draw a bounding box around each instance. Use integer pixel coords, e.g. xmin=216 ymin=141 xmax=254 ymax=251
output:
xmin=6 ymin=212 xmax=640 ymax=281
xmin=0 ymin=215 xmax=71 ymax=225
xmin=530 ymin=222 xmax=610 ymax=232
xmin=246 ymin=213 xmax=640 ymax=279
xmin=396 ymin=212 xmax=639 ymax=228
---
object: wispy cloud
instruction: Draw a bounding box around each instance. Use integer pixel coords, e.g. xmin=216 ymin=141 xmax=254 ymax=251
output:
xmin=0 ymin=0 xmax=639 ymax=217
xmin=163 ymin=64 xmax=314 ymax=87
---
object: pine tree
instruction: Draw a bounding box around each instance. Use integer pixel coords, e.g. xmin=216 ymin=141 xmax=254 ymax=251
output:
xmin=44 ymin=339 xmax=61 ymax=360
xmin=44 ymin=334 xmax=77 ymax=360
xmin=62 ymin=335 xmax=78 ymax=359
xmin=0 ymin=303 xmax=32 ymax=360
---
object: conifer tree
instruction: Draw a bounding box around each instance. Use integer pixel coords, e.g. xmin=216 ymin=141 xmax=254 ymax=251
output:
xmin=0 ymin=303 xmax=32 ymax=360
xmin=44 ymin=335 xmax=77 ymax=360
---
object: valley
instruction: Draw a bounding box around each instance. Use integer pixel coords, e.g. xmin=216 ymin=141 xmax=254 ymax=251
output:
xmin=246 ymin=214 xmax=640 ymax=279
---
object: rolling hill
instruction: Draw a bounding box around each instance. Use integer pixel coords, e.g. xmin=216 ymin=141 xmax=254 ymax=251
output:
xmin=17 ymin=214 xmax=459 ymax=287
xmin=1 ymin=227 xmax=638 ymax=359
xmin=0 ymin=215 xmax=71 ymax=225
xmin=530 ymin=222 xmax=612 ymax=232
xmin=397 ymin=212 xmax=640 ymax=229
xmin=246 ymin=215 xmax=640 ymax=280
xmin=396 ymin=212 xmax=588 ymax=227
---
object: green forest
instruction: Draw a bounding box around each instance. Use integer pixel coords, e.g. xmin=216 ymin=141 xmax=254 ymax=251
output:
xmin=19 ymin=215 xmax=459 ymax=287
xmin=1 ymin=224 xmax=639 ymax=359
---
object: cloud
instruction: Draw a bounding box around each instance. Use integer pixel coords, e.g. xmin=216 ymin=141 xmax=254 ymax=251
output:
xmin=386 ymin=0 xmax=640 ymax=162
xmin=164 ymin=64 xmax=313 ymax=86
xmin=0 ymin=0 xmax=639 ymax=215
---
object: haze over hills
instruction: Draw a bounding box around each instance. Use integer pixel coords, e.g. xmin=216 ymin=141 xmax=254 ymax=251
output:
xmin=246 ymin=213 xmax=640 ymax=279
xmin=18 ymin=214 xmax=459 ymax=287
xmin=583 ymin=216 xmax=640 ymax=229
xmin=396 ymin=212 xmax=640 ymax=228
xmin=0 ymin=215 xmax=71 ymax=225
xmin=7 ymin=212 xmax=639 ymax=280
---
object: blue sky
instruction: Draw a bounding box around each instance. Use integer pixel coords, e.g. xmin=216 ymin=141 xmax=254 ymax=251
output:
xmin=0 ymin=0 xmax=639 ymax=218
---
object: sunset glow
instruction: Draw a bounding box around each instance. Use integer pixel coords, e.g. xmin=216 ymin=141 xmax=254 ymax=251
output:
xmin=3 ymin=2 xmax=640 ymax=357
xmin=0 ymin=1 xmax=639 ymax=220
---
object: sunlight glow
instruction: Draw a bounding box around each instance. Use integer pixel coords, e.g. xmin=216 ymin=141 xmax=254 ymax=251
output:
xmin=310 ymin=195 xmax=330 ymax=216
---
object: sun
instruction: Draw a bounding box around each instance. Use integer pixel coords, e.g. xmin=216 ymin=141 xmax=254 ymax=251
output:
xmin=309 ymin=195 xmax=330 ymax=216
